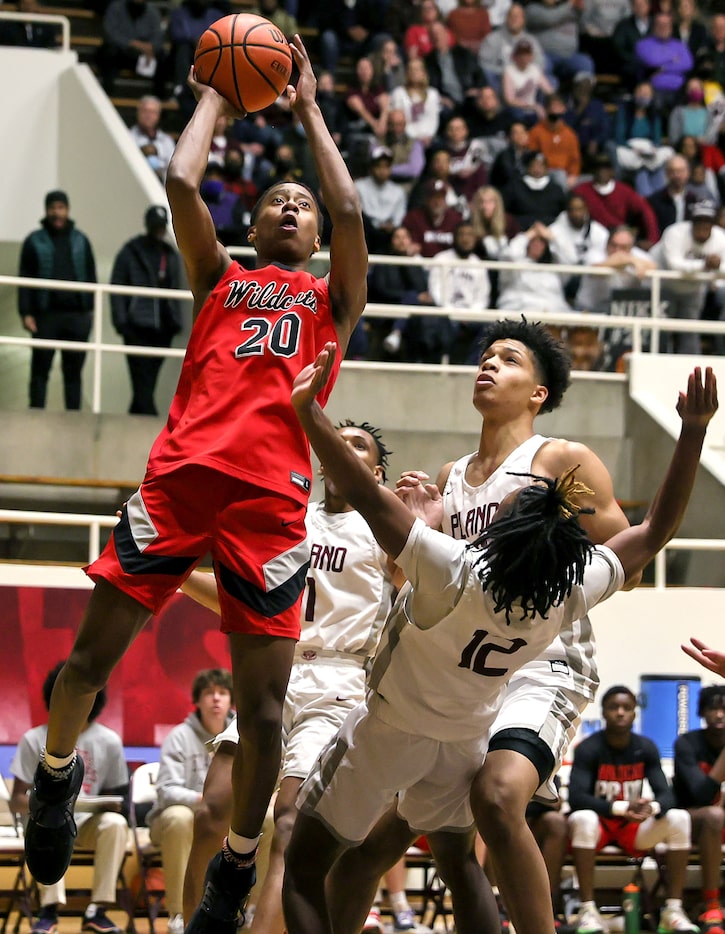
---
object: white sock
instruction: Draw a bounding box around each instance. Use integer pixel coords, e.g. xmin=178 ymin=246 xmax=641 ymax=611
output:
xmin=227 ymin=830 xmax=260 ymax=856
xmin=390 ymin=891 xmax=410 ymax=913
xmin=43 ymin=750 xmax=75 ymax=770
xmin=665 ymin=898 xmax=682 ymax=910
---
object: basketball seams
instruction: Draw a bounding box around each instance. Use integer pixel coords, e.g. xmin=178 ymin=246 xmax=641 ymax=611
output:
xmin=194 ymin=12 xmax=292 ymax=114
xmin=229 ymin=12 xmax=246 ymax=114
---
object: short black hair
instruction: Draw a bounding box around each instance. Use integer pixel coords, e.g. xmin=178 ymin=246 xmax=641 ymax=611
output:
xmin=337 ymin=419 xmax=392 ymax=483
xmin=43 ymin=661 xmax=107 ymax=722
xmin=478 ymin=317 xmax=572 ymax=414
xmin=601 ymin=684 xmax=637 ymax=709
xmin=192 ymin=668 xmax=233 ymax=705
xmin=698 ymin=684 xmax=725 ymax=716
xmin=250 ymin=181 xmax=324 ymax=235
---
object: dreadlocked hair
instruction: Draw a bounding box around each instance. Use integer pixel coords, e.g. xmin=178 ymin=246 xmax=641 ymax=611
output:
xmin=470 ymin=467 xmax=596 ymax=624
xmin=478 ymin=317 xmax=571 ymax=413
xmin=336 ymin=419 xmax=392 ymax=483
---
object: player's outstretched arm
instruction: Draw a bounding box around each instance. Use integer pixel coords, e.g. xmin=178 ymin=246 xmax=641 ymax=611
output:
xmin=292 ymin=344 xmax=441 ymax=557
xmin=682 ymin=638 xmax=725 ymax=678
xmin=287 ymin=36 xmax=367 ymax=353
xmin=166 ymin=70 xmax=238 ymax=312
xmin=181 ymin=569 xmax=221 ymax=615
xmin=604 ymin=367 xmax=718 ymax=584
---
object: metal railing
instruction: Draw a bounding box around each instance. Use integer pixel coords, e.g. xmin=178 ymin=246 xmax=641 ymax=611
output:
xmin=2 ymin=251 xmax=724 ymax=412
xmin=0 ymin=505 xmax=718 ymax=588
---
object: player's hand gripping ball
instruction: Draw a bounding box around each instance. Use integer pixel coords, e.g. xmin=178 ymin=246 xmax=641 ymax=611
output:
xmin=194 ymin=13 xmax=293 ymax=114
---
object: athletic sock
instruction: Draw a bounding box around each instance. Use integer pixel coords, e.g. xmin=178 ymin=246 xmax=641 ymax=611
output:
xmin=223 ymin=833 xmax=259 ymax=867
xmin=703 ymin=890 xmax=722 ymax=912
xmin=390 ymin=891 xmax=411 ymax=913
xmin=40 ymin=749 xmax=76 ymax=778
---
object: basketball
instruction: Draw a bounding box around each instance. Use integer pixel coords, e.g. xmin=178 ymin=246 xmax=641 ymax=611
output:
xmin=194 ymin=14 xmax=293 ymax=114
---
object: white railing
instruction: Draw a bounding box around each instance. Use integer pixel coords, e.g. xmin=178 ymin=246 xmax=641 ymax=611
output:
xmin=0 ymin=508 xmax=116 ymax=565
xmin=0 ymin=11 xmax=71 ymax=52
xmin=0 ymin=505 xmax=717 ymax=588
xmin=2 ymin=252 xmax=724 ymax=412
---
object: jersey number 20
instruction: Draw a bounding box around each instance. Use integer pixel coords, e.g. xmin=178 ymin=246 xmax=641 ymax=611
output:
xmin=235 ymin=313 xmax=301 ymax=359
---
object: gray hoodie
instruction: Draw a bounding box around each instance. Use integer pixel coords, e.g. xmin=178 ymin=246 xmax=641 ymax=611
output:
xmin=147 ymin=711 xmax=231 ymax=824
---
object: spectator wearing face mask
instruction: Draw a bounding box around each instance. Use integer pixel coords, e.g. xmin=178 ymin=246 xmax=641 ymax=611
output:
xmin=528 ymin=93 xmax=582 ymax=190
xmin=668 ymin=77 xmax=711 ymax=146
xmin=502 ymin=150 xmax=567 ymax=229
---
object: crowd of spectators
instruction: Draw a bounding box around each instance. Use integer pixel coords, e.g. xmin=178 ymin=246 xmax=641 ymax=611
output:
xmin=7 ymin=0 xmax=725 ymax=368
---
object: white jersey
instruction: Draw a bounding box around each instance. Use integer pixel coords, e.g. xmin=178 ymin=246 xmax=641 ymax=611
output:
xmin=441 ymin=437 xmax=599 ymax=702
xmin=368 ymin=519 xmax=623 ymax=743
xmin=298 ymin=502 xmax=392 ymax=661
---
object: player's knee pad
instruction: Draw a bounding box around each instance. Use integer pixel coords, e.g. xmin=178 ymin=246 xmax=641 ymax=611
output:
xmin=568 ymin=809 xmax=600 ymax=849
xmin=663 ymin=808 xmax=692 ymax=850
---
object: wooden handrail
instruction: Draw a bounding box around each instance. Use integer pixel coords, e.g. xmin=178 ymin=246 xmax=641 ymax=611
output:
xmin=0 ymin=475 xmax=137 ymax=490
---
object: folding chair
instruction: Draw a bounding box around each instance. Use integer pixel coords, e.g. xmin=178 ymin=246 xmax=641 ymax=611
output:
xmin=404 ymin=842 xmax=453 ymax=932
xmin=0 ymin=777 xmax=35 ymax=934
xmin=129 ymin=763 xmax=166 ymax=933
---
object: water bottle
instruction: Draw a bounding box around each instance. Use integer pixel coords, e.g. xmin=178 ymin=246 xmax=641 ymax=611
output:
xmin=622 ymin=882 xmax=640 ymax=934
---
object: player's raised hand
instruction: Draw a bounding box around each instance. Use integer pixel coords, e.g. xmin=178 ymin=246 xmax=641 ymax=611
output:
xmin=682 ymin=637 xmax=725 ymax=678
xmin=287 ymin=35 xmax=317 ymax=110
xmin=676 ymin=366 xmax=718 ymax=428
xmin=291 ymin=342 xmax=337 ymax=412
xmin=187 ymin=66 xmax=245 ymax=118
xmin=395 ymin=470 xmax=431 ymax=492
xmin=398 ymin=480 xmax=444 ymax=530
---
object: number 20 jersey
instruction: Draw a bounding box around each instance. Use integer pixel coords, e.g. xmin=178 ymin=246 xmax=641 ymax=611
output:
xmin=146 ymin=261 xmax=340 ymax=504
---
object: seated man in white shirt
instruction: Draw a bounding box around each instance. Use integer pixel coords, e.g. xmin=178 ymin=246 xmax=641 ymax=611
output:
xmin=11 ymin=663 xmax=129 ymax=934
xmin=576 ymin=225 xmax=656 ymax=370
xmin=649 ymin=199 xmax=725 ymax=354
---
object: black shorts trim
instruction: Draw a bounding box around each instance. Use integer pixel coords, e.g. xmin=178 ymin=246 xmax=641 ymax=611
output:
xmin=487 ymin=727 xmax=555 ymax=788
xmin=114 ymin=508 xmax=199 ymax=576
xmin=216 ymin=557 xmax=309 ymax=618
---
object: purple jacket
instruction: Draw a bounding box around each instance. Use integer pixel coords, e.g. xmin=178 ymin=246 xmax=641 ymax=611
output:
xmin=634 ymin=36 xmax=693 ymax=92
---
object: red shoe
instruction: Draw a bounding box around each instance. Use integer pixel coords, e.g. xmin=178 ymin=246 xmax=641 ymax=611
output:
xmin=699 ymin=907 xmax=725 ymax=934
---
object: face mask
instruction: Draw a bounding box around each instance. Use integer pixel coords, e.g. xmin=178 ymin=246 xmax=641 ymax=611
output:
xmin=687 ymin=90 xmax=705 ymax=104
xmin=201 ymin=179 xmax=224 ymax=200
xmin=224 ymin=161 xmax=242 ymax=179
xmin=547 ymin=112 xmax=563 ymax=122
xmin=275 ymin=159 xmax=294 ymax=173
xmin=634 ymin=97 xmax=651 ymax=108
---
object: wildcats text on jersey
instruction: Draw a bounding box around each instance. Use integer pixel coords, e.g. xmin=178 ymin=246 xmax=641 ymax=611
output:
xmin=449 ymin=501 xmax=500 ymax=539
xmin=224 ymin=278 xmax=318 ymax=313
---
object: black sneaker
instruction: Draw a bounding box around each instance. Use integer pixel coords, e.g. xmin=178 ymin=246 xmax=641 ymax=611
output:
xmin=25 ymin=755 xmax=84 ymax=885
xmin=185 ymin=850 xmax=256 ymax=934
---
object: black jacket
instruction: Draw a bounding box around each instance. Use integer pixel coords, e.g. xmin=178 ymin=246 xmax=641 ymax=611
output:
xmin=424 ymin=45 xmax=486 ymax=102
xmin=647 ymin=187 xmax=697 ymax=237
xmin=110 ymin=235 xmax=183 ymax=335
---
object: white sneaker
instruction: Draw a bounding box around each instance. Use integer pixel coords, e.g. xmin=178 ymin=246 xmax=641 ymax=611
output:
xmin=383 ymin=329 xmax=402 ymax=354
xmin=167 ymin=914 xmax=185 ymax=934
xmin=363 ymin=907 xmax=385 ymax=933
xmin=658 ymin=905 xmax=699 ymax=932
xmin=575 ymin=904 xmax=604 ymax=933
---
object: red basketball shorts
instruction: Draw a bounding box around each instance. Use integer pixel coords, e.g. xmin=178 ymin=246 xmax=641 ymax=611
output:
xmin=597 ymin=817 xmax=644 ymax=856
xmin=87 ymin=465 xmax=309 ymax=638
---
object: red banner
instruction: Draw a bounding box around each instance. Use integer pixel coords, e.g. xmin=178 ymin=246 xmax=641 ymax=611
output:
xmin=0 ymin=585 xmax=231 ymax=746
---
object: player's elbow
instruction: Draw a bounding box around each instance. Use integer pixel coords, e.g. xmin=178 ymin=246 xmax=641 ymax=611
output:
xmin=165 ymin=164 xmax=196 ymax=200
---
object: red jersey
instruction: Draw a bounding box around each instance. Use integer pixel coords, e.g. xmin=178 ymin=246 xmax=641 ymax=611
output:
xmin=146 ymin=261 xmax=341 ymax=504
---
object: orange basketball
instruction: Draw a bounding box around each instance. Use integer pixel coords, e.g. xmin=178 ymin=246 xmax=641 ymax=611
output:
xmin=194 ymin=13 xmax=292 ymax=114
